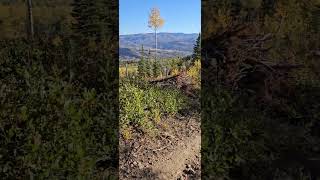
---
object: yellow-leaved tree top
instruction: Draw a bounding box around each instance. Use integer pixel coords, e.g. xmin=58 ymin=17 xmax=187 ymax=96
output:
xmin=148 ymin=7 xmax=164 ymax=30
xmin=148 ymin=7 xmax=164 ymax=61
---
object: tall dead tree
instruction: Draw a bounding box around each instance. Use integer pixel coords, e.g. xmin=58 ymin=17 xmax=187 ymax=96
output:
xmin=26 ymin=0 xmax=34 ymax=66
xmin=26 ymin=0 xmax=34 ymax=41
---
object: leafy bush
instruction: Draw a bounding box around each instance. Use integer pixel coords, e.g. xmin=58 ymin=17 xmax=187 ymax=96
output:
xmin=187 ymin=59 xmax=201 ymax=89
xmin=120 ymin=79 xmax=188 ymax=138
xmin=202 ymin=88 xmax=267 ymax=179
xmin=170 ymin=68 xmax=180 ymax=76
xmin=119 ymin=65 xmax=138 ymax=78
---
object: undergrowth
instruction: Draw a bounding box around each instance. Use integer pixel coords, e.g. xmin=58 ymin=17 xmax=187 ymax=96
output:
xmin=119 ymin=78 xmax=189 ymax=139
xmin=0 ymin=39 xmax=118 ymax=179
xmin=202 ymin=80 xmax=320 ymax=179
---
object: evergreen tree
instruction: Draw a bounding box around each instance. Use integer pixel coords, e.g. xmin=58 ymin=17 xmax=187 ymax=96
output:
xmin=230 ymin=0 xmax=242 ymax=18
xmin=192 ymin=33 xmax=201 ymax=62
xmin=70 ymin=0 xmax=118 ymax=90
xmin=145 ymin=49 xmax=153 ymax=77
xmin=138 ymin=45 xmax=146 ymax=77
xmin=311 ymin=8 xmax=320 ymax=33
xmin=71 ymin=0 xmax=111 ymax=42
xmin=153 ymin=59 xmax=162 ymax=78
xmin=261 ymin=0 xmax=276 ymax=17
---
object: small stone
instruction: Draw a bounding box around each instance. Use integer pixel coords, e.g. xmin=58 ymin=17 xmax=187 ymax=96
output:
xmin=187 ymin=168 xmax=196 ymax=175
xmin=133 ymin=143 xmax=139 ymax=149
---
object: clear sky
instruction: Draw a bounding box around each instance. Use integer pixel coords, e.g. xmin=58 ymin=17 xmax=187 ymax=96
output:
xmin=120 ymin=0 xmax=201 ymax=35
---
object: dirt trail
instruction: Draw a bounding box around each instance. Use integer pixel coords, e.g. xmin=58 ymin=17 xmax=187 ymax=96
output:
xmin=120 ymin=114 xmax=201 ymax=180
xmin=152 ymin=132 xmax=201 ymax=179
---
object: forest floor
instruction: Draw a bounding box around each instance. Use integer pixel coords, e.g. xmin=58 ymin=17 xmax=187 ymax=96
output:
xmin=120 ymin=73 xmax=201 ymax=180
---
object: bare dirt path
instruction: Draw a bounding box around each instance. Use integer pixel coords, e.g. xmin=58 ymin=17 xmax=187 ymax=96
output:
xmin=152 ymin=132 xmax=201 ymax=179
xmin=120 ymin=114 xmax=201 ymax=180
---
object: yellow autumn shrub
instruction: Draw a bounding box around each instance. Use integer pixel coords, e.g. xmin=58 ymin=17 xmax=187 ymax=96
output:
xmin=187 ymin=60 xmax=201 ymax=89
xmin=119 ymin=65 xmax=138 ymax=78
xmin=171 ymin=68 xmax=180 ymax=76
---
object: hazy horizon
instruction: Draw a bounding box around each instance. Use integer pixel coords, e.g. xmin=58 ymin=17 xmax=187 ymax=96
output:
xmin=119 ymin=32 xmax=200 ymax=36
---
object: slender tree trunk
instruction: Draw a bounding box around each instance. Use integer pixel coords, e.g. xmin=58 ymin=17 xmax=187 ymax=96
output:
xmin=125 ymin=63 xmax=128 ymax=77
xmin=155 ymin=29 xmax=157 ymax=61
xmin=26 ymin=0 xmax=34 ymax=67
xmin=27 ymin=0 xmax=34 ymax=41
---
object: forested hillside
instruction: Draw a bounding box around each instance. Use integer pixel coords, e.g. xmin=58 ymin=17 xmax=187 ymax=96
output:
xmin=202 ymin=0 xmax=320 ymax=179
xmin=120 ymin=33 xmax=198 ymax=60
xmin=120 ymin=33 xmax=197 ymax=51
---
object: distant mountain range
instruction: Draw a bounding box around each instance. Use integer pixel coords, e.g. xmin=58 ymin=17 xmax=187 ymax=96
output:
xmin=120 ymin=33 xmax=198 ymax=60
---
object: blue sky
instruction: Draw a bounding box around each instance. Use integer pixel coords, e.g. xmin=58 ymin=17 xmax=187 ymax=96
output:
xmin=120 ymin=0 xmax=201 ymax=35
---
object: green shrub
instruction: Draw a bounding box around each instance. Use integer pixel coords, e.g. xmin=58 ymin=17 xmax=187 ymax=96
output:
xmin=120 ymin=80 xmax=188 ymax=137
xmin=202 ymin=88 xmax=267 ymax=179
xmin=202 ymin=82 xmax=320 ymax=179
